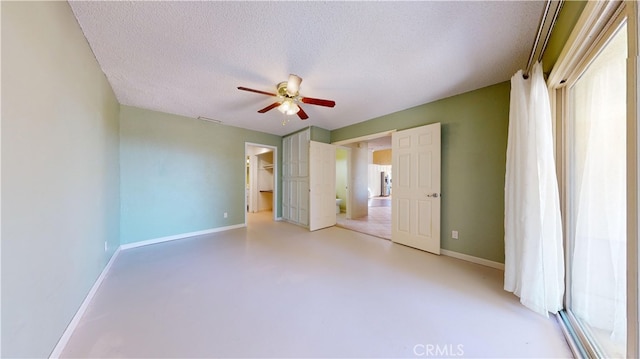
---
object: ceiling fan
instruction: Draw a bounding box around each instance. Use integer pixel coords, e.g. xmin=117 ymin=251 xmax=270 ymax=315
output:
xmin=237 ymin=74 xmax=335 ymax=120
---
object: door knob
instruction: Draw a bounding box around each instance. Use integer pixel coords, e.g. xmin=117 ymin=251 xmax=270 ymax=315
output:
xmin=426 ymin=193 xmax=440 ymax=198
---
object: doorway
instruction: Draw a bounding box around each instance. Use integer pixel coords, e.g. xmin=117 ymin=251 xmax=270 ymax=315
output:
xmin=335 ymin=147 xmax=350 ymax=217
xmin=245 ymin=143 xmax=277 ymax=224
xmin=333 ymin=132 xmax=393 ymax=240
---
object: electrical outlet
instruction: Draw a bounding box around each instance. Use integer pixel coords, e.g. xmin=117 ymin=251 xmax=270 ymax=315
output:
xmin=104 ymin=241 xmax=108 ymax=251
xmin=452 ymin=230 xmax=459 ymax=239
xmin=224 ymin=212 xmax=228 ymax=218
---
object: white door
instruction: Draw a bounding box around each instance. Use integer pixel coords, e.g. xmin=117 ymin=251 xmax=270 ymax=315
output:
xmin=392 ymin=123 xmax=441 ymax=254
xmin=309 ymin=141 xmax=336 ymax=231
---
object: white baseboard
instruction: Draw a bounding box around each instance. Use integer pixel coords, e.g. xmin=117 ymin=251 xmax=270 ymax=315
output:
xmin=120 ymin=224 xmax=246 ymax=250
xmin=441 ymin=249 xmax=505 ymax=270
xmin=49 ymin=248 xmax=122 ymax=359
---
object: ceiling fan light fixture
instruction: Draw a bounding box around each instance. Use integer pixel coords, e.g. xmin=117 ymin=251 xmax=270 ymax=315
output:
xmin=277 ymin=99 xmax=299 ymax=115
xmin=286 ymin=74 xmax=302 ymax=96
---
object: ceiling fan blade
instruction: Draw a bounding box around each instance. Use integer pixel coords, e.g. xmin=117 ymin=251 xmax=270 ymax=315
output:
xmin=301 ymin=97 xmax=336 ymax=108
xmin=258 ymin=102 xmax=281 ymax=113
xmin=238 ymin=86 xmax=277 ymax=97
xmin=297 ymin=105 xmax=309 ymax=120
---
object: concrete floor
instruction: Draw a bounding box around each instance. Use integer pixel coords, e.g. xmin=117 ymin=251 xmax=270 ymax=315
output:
xmin=61 ymin=211 xmax=571 ymax=358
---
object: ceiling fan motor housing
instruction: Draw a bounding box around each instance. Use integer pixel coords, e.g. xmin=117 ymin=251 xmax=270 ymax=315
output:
xmin=277 ymin=82 xmax=297 ymax=98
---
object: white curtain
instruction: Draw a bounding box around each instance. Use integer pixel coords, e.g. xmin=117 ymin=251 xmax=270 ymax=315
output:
xmin=570 ymin=27 xmax=626 ymax=344
xmin=504 ymin=62 xmax=564 ymax=316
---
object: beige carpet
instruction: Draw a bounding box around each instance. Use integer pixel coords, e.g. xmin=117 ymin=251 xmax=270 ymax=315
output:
xmin=61 ymin=212 xmax=571 ymax=358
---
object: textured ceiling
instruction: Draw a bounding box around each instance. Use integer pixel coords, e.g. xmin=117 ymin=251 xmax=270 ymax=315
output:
xmin=69 ymin=1 xmax=544 ymax=136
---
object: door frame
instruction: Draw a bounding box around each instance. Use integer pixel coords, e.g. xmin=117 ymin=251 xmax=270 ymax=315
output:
xmin=333 ymin=130 xmax=396 ymax=221
xmin=244 ymin=142 xmax=278 ymax=224
xmin=332 ymin=130 xmax=397 ymax=147
xmin=335 ymin=145 xmax=353 ymax=219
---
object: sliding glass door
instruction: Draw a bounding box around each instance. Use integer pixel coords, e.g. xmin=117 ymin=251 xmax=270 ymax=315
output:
xmin=563 ymin=16 xmax=628 ymax=358
xmin=547 ymin=0 xmax=640 ymax=356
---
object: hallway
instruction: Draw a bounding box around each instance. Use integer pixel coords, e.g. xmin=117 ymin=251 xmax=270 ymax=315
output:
xmin=336 ymin=196 xmax=391 ymax=240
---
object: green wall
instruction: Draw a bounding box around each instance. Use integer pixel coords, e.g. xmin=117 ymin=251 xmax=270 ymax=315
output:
xmin=1 ymin=2 xmax=121 ymax=357
xmin=332 ymin=82 xmax=510 ymax=263
xmin=284 ymin=125 xmax=331 ymax=143
xmin=310 ymin=126 xmax=331 ymax=143
xmin=329 ymin=1 xmax=586 ymax=264
xmin=120 ymin=106 xmax=282 ymax=244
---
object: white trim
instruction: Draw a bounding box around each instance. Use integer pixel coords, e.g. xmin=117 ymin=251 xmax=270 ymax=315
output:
xmin=548 ymin=0 xmax=625 ymax=88
xmin=630 ymin=3 xmax=640 ymax=357
xmin=441 ymin=249 xmax=505 ymax=270
xmin=331 ymin=129 xmax=396 ymax=147
xmin=49 ymin=248 xmax=122 ymax=359
xmin=245 ymin=142 xmax=279 ymax=223
xmin=120 ymin=224 xmax=246 ymax=250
